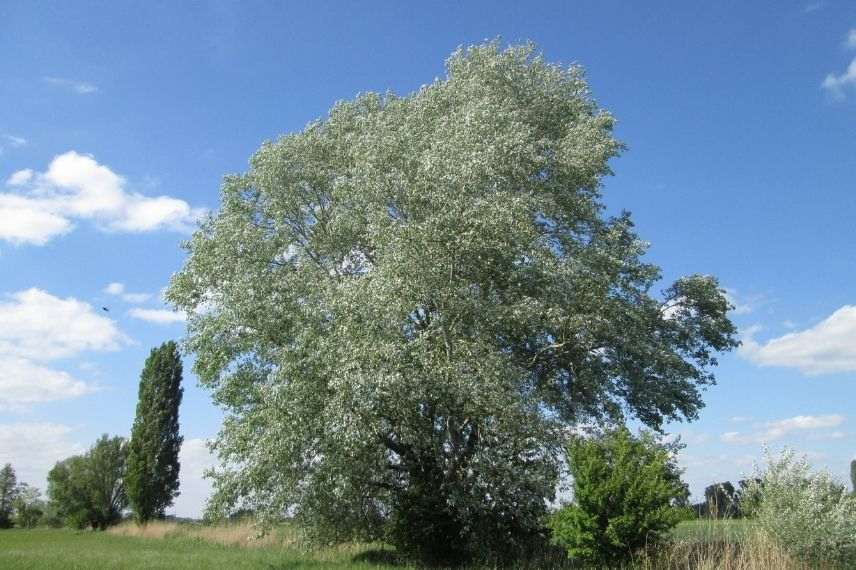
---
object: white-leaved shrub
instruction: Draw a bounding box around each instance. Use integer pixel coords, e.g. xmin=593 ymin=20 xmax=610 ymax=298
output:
xmin=746 ymin=448 xmax=856 ymax=566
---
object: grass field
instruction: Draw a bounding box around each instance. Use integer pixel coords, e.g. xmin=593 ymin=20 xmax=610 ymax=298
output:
xmin=0 ymin=520 xmax=802 ymax=569
xmin=670 ymin=519 xmax=755 ymax=543
xmin=0 ymin=525 xmax=402 ymax=570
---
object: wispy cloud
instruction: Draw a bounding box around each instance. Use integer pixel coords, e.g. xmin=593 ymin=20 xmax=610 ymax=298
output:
xmin=847 ymin=29 xmax=856 ymax=50
xmin=103 ymin=282 xmax=151 ymax=304
xmin=2 ymin=134 xmax=27 ymax=148
xmin=43 ymin=76 xmax=99 ymax=95
xmin=740 ymin=306 xmax=856 ymax=375
xmin=803 ymin=1 xmax=825 ymax=14
xmin=723 ymin=288 xmax=765 ymax=316
xmin=721 ymin=414 xmax=844 ymax=445
xmin=1 ymin=151 xmax=205 ymax=245
xmin=128 ymin=308 xmax=186 ymax=325
xmin=0 ymin=134 xmax=27 ymax=156
xmin=822 ymin=29 xmax=856 ymax=100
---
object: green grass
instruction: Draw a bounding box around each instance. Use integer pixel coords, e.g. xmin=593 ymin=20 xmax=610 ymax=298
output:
xmin=671 ymin=519 xmax=755 ymax=543
xmin=0 ymin=528 xmax=401 ymax=570
xmin=0 ymin=520 xmax=762 ymax=569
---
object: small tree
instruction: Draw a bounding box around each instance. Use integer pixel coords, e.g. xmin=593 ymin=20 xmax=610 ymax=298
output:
xmin=0 ymin=463 xmax=18 ymax=528
xmin=549 ymin=428 xmax=687 ymax=566
xmin=704 ymin=481 xmax=738 ymax=518
xmin=13 ymin=484 xmax=44 ymax=529
xmin=126 ymin=341 xmax=184 ymax=524
xmin=47 ymin=435 xmax=128 ymax=530
xmin=746 ymin=448 xmax=856 ymax=565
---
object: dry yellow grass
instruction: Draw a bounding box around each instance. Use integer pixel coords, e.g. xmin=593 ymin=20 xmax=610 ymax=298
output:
xmin=106 ymin=519 xmax=833 ymax=569
xmin=636 ymin=529 xmax=817 ymax=570
xmin=107 ymin=519 xmax=297 ymax=549
xmin=106 ymin=520 xmax=391 ymax=564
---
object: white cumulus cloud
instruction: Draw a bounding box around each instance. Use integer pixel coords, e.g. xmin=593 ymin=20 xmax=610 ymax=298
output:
xmin=0 ymin=288 xmax=127 ymax=360
xmin=0 ymin=288 xmax=128 ymax=410
xmin=0 ymin=358 xmax=94 ymax=410
xmin=740 ymin=306 xmax=856 ymax=375
xmin=0 ymin=151 xmax=205 ymax=245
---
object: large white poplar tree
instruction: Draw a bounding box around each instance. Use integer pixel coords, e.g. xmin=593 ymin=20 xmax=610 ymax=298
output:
xmin=167 ymin=42 xmax=738 ymax=564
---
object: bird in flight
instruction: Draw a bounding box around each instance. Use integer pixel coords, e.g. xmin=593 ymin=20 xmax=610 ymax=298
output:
xmin=102 ymin=306 xmax=110 ymax=312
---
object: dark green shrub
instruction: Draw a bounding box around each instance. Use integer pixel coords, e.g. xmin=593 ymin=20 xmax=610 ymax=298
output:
xmin=549 ymin=428 xmax=686 ymax=566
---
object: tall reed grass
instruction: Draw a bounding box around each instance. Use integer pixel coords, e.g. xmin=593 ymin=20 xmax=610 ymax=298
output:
xmin=635 ymin=523 xmax=809 ymax=570
xmin=107 ymin=518 xmax=830 ymax=568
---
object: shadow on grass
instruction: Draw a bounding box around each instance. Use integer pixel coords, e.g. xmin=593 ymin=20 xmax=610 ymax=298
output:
xmin=351 ymin=548 xmax=404 ymax=566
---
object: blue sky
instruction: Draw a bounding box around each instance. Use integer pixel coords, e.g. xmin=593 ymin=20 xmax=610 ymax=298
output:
xmin=1 ymin=1 xmax=855 ymax=517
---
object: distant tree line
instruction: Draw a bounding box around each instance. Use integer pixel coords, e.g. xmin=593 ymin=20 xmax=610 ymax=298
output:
xmin=0 ymin=463 xmax=47 ymax=529
xmin=692 ymin=460 xmax=856 ymax=520
xmin=690 ymin=479 xmax=759 ymax=519
xmin=0 ymin=341 xmax=183 ymax=530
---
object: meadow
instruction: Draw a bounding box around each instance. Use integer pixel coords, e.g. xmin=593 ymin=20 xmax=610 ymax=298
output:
xmin=0 ymin=519 xmax=813 ymax=570
xmin=0 ymin=523 xmax=399 ymax=570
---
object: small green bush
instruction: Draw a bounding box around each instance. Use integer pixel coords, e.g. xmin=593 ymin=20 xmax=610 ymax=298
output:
xmin=745 ymin=448 xmax=856 ymax=566
xmin=548 ymin=427 xmax=687 ymax=566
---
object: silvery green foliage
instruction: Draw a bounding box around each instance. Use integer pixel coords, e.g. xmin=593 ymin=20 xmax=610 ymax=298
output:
xmin=167 ymin=41 xmax=737 ymax=561
xmin=747 ymin=448 xmax=856 ymax=565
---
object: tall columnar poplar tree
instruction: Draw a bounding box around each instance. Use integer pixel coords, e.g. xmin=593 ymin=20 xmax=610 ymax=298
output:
xmin=167 ymin=41 xmax=738 ymax=564
xmin=0 ymin=463 xmax=17 ymax=529
xmin=851 ymin=459 xmax=855 ymax=493
xmin=126 ymin=341 xmax=184 ymax=523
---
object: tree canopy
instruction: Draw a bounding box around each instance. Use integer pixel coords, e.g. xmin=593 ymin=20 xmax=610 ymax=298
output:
xmin=167 ymin=41 xmax=738 ymax=563
xmin=47 ymin=435 xmax=128 ymax=530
